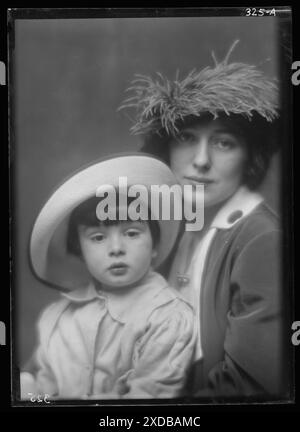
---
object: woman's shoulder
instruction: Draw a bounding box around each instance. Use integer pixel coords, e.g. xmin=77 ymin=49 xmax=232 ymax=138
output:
xmin=247 ymin=201 xmax=279 ymax=226
xmin=230 ymin=202 xmax=280 ymax=243
xmin=211 ymin=202 xmax=281 ymax=266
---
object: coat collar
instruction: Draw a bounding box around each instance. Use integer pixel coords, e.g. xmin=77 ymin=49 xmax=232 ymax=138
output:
xmin=210 ymin=186 xmax=264 ymax=230
xmin=61 ymin=271 xmax=171 ymax=324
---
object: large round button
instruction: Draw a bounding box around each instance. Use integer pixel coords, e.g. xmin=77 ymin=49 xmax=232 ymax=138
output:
xmin=227 ymin=210 xmax=243 ymax=224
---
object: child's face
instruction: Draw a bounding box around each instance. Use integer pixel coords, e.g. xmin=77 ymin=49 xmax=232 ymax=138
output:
xmin=78 ymin=220 xmax=157 ymax=290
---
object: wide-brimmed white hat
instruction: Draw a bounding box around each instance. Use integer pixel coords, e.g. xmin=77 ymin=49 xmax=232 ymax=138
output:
xmin=30 ymin=153 xmax=182 ymax=291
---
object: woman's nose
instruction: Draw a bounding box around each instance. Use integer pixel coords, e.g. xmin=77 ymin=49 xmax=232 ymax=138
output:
xmin=108 ymin=233 xmax=125 ymax=256
xmin=192 ymin=140 xmax=211 ymax=171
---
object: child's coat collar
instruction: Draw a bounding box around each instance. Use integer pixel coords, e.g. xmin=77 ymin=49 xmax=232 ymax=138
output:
xmin=62 ymin=271 xmax=178 ymax=324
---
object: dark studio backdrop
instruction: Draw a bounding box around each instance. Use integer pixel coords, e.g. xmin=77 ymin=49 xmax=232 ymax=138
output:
xmin=12 ymin=16 xmax=281 ymax=369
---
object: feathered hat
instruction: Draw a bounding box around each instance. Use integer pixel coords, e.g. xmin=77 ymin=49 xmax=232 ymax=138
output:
xmin=119 ymin=40 xmax=279 ymax=139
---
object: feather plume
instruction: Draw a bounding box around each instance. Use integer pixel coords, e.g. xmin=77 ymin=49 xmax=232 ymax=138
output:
xmin=118 ymin=41 xmax=279 ymax=137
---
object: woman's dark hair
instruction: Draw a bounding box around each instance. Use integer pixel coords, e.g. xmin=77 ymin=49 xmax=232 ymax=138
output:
xmin=141 ymin=112 xmax=280 ymax=190
xmin=67 ymin=195 xmax=160 ymax=257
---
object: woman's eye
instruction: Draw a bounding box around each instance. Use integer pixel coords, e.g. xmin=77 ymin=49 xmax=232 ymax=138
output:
xmin=176 ymin=131 xmax=196 ymax=143
xmin=90 ymin=234 xmax=104 ymax=242
xmin=213 ymin=139 xmax=235 ymax=150
xmin=125 ymin=229 xmax=140 ymax=238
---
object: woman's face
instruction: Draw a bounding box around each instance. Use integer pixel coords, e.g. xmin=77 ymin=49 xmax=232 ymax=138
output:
xmin=169 ymin=119 xmax=248 ymax=209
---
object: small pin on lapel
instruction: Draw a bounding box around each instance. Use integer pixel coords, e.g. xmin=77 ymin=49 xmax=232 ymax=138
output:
xmin=177 ymin=274 xmax=190 ymax=287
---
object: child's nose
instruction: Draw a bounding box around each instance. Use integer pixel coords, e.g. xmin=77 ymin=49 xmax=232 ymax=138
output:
xmin=108 ymin=234 xmax=125 ymax=257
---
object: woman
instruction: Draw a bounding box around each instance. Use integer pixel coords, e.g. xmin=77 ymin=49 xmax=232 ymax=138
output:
xmin=119 ymin=41 xmax=286 ymax=399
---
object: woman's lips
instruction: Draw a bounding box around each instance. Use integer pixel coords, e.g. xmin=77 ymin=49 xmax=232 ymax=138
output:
xmin=183 ymin=175 xmax=215 ymax=185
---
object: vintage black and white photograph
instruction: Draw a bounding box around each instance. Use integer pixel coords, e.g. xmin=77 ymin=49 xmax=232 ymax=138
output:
xmin=10 ymin=8 xmax=293 ymax=405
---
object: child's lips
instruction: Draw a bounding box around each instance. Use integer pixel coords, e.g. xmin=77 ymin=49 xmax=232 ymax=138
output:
xmin=109 ymin=262 xmax=128 ymax=269
xmin=108 ymin=263 xmax=128 ymax=276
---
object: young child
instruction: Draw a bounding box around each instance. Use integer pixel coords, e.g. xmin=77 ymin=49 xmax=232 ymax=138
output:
xmin=20 ymin=154 xmax=196 ymax=400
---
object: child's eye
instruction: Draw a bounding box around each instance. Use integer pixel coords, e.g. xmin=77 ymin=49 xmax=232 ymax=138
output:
xmin=125 ymin=229 xmax=140 ymax=238
xmin=90 ymin=233 xmax=105 ymax=242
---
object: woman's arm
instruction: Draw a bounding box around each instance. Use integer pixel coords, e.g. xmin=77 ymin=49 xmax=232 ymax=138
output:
xmin=195 ymin=229 xmax=284 ymax=399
